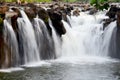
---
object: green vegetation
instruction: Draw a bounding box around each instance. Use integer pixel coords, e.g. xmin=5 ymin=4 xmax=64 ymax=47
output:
xmin=3 ymin=0 xmax=51 ymax=2
xmin=2 ymin=0 xmax=120 ymax=3
xmin=90 ymin=0 xmax=109 ymax=10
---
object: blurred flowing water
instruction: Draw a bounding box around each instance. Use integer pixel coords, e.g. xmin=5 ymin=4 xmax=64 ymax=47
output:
xmin=0 ymin=10 xmax=120 ymax=80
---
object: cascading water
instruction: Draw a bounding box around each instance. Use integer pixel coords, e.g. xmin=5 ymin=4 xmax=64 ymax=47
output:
xmin=33 ymin=18 xmax=56 ymax=60
xmin=17 ymin=10 xmax=40 ymax=64
xmin=1 ymin=9 xmax=118 ymax=69
xmin=59 ymin=12 xmax=117 ymax=59
xmin=3 ymin=19 xmax=20 ymax=67
xmin=48 ymin=19 xmax=62 ymax=58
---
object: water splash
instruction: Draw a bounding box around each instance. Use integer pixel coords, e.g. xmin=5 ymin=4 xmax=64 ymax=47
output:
xmin=60 ymin=12 xmax=116 ymax=58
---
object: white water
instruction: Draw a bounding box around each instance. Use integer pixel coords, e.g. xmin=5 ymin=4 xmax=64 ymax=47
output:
xmin=4 ymin=19 xmax=20 ymax=66
xmin=49 ymin=19 xmax=62 ymax=58
xmin=33 ymin=18 xmax=55 ymax=60
xmin=17 ymin=10 xmax=40 ymax=63
xmin=59 ymin=12 xmax=116 ymax=59
xmin=1 ymin=10 xmax=118 ymax=71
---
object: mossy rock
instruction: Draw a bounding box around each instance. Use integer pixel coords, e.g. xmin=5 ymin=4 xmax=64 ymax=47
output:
xmin=38 ymin=8 xmax=49 ymax=23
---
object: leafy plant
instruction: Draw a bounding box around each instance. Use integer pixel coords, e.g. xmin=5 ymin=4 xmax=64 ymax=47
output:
xmin=90 ymin=0 xmax=109 ymax=10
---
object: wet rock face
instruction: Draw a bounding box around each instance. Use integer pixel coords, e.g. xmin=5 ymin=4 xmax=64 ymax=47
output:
xmin=38 ymin=8 xmax=52 ymax=36
xmin=25 ymin=7 xmax=36 ymax=21
xmin=103 ymin=18 xmax=115 ymax=30
xmin=48 ymin=9 xmax=66 ymax=36
xmin=0 ymin=12 xmax=11 ymax=68
xmin=116 ymin=12 xmax=120 ymax=59
xmin=117 ymin=12 xmax=120 ymax=28
xmin=106 ymin=5 xmax=120 ymax=19
xmin=38 ymin=8 xmax=49 ymax=23
xmin=104 ymin=5 xmax=120 ymax=29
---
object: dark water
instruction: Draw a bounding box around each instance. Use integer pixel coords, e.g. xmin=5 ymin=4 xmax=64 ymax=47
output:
xmin=1 ymin=60 xmax=120 ymax=80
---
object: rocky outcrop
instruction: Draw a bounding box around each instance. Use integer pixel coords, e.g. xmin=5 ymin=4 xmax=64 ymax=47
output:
xmin=106 ymin=5 xmax=120 ymax=19
xmin=104 ymin=5 xmax=120 ymax=29
xmin=48 ymin=8 xmax=66 ymax=37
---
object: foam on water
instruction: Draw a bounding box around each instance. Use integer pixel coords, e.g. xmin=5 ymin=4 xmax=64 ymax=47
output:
xmin=22 ymin=61 xmax=51 ymax=68
xmin=0 ymin=67 xmax=24 ymax=73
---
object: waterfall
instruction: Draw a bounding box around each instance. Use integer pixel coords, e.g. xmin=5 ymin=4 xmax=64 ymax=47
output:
xmin=17 ymin=10 xmax=40 ymax=64
xmin=3 ymin=19 xmax=20 ymax=67
xmin=60 ymin=12 xmax=117 ymax=58
xmin=33 ymin=18 xmax=56 ymax=60
xmin=48 ymin=19 xmax=62 ymax=58
xmin=1 ymin=9 xmax=118 ymax=69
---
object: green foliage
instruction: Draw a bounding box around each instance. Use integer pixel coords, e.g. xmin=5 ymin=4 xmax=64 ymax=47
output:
xmin=35 ymin=0 xmax=51 ymax=2
xmin=4 ymin=0 xmax=51 ymax=2
xmin=90 ymin=0 xmax=109 ymax=10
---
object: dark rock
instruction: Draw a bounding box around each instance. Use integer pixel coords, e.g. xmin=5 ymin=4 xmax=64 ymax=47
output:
xmin=106 ymin=5 xmax=120 ymax=19
xmin=38 ymin=8 xmax=49 ymax=23
xmin=117 ymin=11 xmax=120 ymax=28
xmin=48 ymin=9 xmax=66 ymax=37
xmin=103 ymin=18 xmax=116 ymax=30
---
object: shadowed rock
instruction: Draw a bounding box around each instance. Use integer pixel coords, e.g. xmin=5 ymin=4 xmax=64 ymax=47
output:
xmin=48 ymin=8 xmax=66 ymax=37
xmin=106 ymin=5 xmax=120 ymax=19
